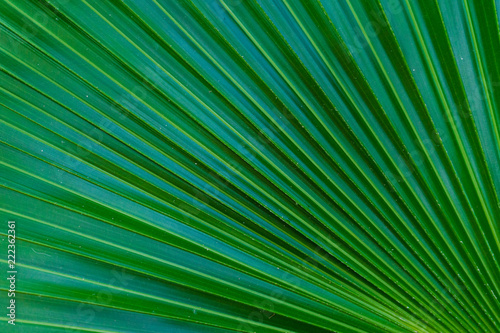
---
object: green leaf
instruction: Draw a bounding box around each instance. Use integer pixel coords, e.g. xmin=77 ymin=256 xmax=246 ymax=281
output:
xmin=1 ymin=0 xmax=499 ymax=332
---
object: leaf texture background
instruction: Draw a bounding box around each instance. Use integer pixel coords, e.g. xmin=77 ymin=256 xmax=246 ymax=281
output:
xmin=0 ymin=0 xmax=499 ymax=332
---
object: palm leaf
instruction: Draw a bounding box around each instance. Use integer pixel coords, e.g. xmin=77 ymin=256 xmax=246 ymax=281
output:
xmin=1 ymin=0 xmax=499 ymax=332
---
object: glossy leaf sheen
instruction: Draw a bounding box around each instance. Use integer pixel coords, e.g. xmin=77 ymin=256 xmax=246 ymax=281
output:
xmin=0 ymin=0 xmax=499 ymax=332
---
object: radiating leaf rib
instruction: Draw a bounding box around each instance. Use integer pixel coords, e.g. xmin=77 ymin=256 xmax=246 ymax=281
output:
xmin=213 ymin=3 xmax=474 ymax=330
xmin=1 ymin=0 xmax=499 ymax=332
xmin=336 ymin=1 xmax=500 ymax=329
